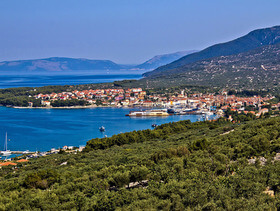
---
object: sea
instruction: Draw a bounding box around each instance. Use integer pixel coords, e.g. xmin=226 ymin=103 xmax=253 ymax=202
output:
xmin=0 ymin=107 xmax=214 ymax=153
xmin=0 ymin=71 xmax=143 ymax=89
xmin=0 ymin=71 xmax=215 ymax=158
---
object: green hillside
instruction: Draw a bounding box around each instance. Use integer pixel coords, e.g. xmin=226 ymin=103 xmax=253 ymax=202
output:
xmin=144 ymin=25 xmax=280 ymax=78
xmin=138 ymin=43 xmax=280 ymax=91
xmin=1 ymin=116 xmax=280 ymax=210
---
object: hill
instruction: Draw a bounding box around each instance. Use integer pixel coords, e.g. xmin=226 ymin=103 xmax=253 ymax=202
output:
xmin=0 ymin=51 xmax=197 ymax=72
xmin=144 ymin=25 xmax=280 ymax=77
xmin=0 ymin=116 xmax=280 ymax=209
xmin=0 ymin=57 xmax=124 ymax=72
xmin=135 ymin=50 xmax=197 ymax=70
xmin=138 ymin=43 xmax=280 ymax=90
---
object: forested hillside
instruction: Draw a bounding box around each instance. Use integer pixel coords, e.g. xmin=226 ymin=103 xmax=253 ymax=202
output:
xmin=139 ymin=43 xmax=280 ymax=90
xmin=144 ymin=25 xmax=280 ymax=77
xmin=0 ymin=116 xmax=280 ymax=210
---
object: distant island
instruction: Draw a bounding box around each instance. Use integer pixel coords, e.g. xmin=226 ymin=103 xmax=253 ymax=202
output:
xmin=0 ymin=51 xmax=196 ymax=72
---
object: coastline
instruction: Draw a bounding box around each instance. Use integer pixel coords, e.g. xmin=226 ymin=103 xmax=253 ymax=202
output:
xmin=4 ymin=105 xmax=154 ymax=109
xmin=0 ymin=105 xmax=219 ymax=156
xmin=12 ymin=105 xmax=110 ymax=109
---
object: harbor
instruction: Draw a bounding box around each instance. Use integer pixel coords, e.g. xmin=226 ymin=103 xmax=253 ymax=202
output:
xmin=126 ymin=106 xmax=219 ymax=119
xmin=1 ymin=130 xmax=84 ymax=161
xmin=0 ymin=107 xmax=216 ymax=154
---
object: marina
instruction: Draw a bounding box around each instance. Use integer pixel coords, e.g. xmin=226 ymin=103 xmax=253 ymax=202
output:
xmin=126 ymin=107 xmax=216 ymax=117
xmin=0 ymin=133 xmax=35 ymax=160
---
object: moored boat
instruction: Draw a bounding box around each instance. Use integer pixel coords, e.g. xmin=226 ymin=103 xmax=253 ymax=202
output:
xmin=151 ymin=124 xmax=158 ymax=128
xmin=127 ymin=109 xmax=169 ymax=117
xmin=1 ymin=133 xmax=11 ymax=156
xmin=99 ymin=126 xmax=105 ymax=132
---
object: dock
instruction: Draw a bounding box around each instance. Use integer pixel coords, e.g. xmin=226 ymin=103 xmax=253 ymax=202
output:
xmin=1 ymin=151 xmax=35 ymax=155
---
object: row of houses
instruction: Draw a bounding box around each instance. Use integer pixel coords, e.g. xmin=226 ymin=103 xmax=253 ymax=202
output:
xmin=33 ymin=89 xmax=277 ymax=114
xmin=33 ymin=88 xmax=147 ymax=107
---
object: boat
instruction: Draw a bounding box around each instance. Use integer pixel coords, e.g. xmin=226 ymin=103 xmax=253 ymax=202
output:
xmin=204 ymin=111 xmax=214 ymax=116
xmin=1 ymin=132 xmax=11 ymax=156
xmin=167 ymin=108 xmax=175 ymax=114
xmin=183 ymin=108 xmax=193 ymax=112
xmin=99 ymin=126 xmax=105 ymax=132
xmin=195 ymin=109 xmax=214 ymax=116
xmin=128 ymin=109 xmax=169 ymax=117
xmin=151 ymin=124 xmax=158 ymax=128
xmin=22 ymin=150 xmax=31 ymax=154
xmin=184 ymin=107 xmax=199 ymax=114
xmin=178 ymin=111 xmax=187 ymax=115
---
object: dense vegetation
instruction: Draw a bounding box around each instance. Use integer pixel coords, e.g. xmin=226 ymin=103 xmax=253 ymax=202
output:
xmin=144 ymin=25 xmax=280 ymax=77
xmin=138 ymin=43 xmax=280 ymax=91
xmin=51 ymin=99 xmax=89 ymax=107
xmin=0 ymin=116 xmax=280 ymax=210
xmin=227 ymin=90 xmax=269 ymax=97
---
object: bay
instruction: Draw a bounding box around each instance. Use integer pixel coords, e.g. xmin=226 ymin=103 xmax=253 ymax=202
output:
xmin=0 ymin=71 xmax=215 ymax=158
xmin=0 ymin=106 xmax=214 ymax=153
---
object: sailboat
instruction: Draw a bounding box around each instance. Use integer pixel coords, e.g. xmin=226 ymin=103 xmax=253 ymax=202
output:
xmin=1 ymin=132 xmax=11 ymax=156
xmin=99 ymin=126 xmax=105 ymax=132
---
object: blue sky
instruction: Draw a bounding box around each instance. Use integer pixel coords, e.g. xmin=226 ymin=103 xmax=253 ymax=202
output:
xmin=1 ymin=0 xmax=280 ymax=63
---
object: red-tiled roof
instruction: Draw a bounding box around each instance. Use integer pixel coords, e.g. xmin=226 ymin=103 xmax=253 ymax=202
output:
xmin=0 ymin=162 xmax=17 ymax=166
xmin=16 ymin=159 xmax=29 ymax=163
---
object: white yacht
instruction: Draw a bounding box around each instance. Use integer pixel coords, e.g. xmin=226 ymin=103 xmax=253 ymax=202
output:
xmin=127 ymin=109 xmax=169 ymax=117
xmin=1 ymin=133 xmax=11 ymax=156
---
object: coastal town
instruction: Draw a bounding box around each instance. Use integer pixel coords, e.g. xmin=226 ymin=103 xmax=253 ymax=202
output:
xmin=2 ymin=88 xmax=278 ymax=163
xmin=32 ymin=88 xmax=278 ymax=117
xmin=1 ymin=87 xmax=278 ymax=167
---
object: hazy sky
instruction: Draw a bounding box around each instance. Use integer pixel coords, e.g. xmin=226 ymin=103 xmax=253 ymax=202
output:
xmin=1 ymin=0 xmax=280 ymax=64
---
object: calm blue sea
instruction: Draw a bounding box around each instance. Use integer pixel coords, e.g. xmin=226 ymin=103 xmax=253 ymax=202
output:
xmin=0 ymin=72 xmax=142 ymax=89
xmin=0 ymin=107 xmax=214 ymax=153
xmin=0 ymin=72 xmax=215 ymax=159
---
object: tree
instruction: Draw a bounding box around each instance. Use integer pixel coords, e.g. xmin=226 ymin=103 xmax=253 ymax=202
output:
xmin=130 ymin=166 xmax=149 ymax=183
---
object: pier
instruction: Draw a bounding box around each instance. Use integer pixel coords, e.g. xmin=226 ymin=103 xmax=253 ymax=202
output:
xmin=11 ymin=151 xmax=35 ymax=154
xmin=1 ymin=151 xmax=35 ymax=155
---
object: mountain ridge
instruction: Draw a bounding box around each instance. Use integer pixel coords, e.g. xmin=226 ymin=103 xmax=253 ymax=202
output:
xmin=0 ymin=50 xmax=196 ymax=72
xmin=0 ymin=57 xmax=123 ymax=72
xmin=135 ymin=50 xmax=197 ymax=70
xmin=143 ymin=25 xmax=280 ymax=77
xmin=138 ymin=43 xmax=280 ymax=90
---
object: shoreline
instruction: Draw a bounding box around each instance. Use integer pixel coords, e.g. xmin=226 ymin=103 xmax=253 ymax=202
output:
xmin=12 ymin=105 xmax=106 ymax=109
xmin=4 ymin=105 xmax=154 ymax=109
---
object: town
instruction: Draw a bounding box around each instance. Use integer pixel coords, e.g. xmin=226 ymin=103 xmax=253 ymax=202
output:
xmin=32 ymin=88 xmax=279 ymax=118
